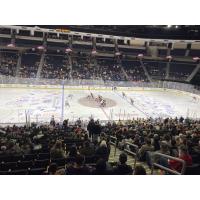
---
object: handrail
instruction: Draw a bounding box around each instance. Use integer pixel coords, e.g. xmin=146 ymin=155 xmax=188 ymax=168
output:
xmin=124 ymin=142 xmax=139 ymax=169
xmin=108 ymin=136 xmax=138 ymax=168
xmin=151 ymin=152 xmax=186 ymax=175
xmin=109 ymin=136 xmax=117 ymax=157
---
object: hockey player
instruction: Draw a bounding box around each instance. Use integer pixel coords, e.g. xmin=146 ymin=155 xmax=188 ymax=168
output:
xmin=103 ymin=99 xmax=106 ymax=107
xmin=130 ymin=98 xmax=134 ymax=105
xmin=69 ymin=94 xmax=73 ymax=99
xmin=100 ymin=99 xmax=106 ymax=107
xmin=90 ymin=92 xmax=94 ymax=99
xmin=65 ymin=100 xmax=70 ymax=107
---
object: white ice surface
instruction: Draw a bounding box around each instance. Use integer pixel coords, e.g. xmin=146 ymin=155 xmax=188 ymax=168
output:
xmin=0 ymin=87 xmax=199 ymax=124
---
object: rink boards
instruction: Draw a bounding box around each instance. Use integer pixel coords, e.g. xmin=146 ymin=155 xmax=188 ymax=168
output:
xmin=0 ymin=83 xmax=199 ymax=98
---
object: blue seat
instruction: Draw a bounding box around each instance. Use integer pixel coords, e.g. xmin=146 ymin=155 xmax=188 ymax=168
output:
xmin=33 ymin=159 xmax=50 ymax=168
xmin=38 ymin=153 xmax=50 ymax=160
xmin=23 ymin=154 xmax=38 ymax=161
xmin=9 ymin=169 xmax=28 ymax=175
xmin=51 ymin=158 xmax=66 ymax=167
xmin=17 ymin=161 xmax=33 ymax=170
xmin=185 ymin=164 xmax=200 ymax=175
xmin=0 ymin=162 xmax=17 ymax=171
xmin=28 ymin=168 xmax=46 ymax=175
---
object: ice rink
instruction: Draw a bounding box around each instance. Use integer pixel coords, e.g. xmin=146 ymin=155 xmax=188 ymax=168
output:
xmin=0 ymin=86 xmax=200 ymax=124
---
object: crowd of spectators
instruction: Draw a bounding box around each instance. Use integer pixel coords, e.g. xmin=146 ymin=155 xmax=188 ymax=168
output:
xmin=71 ymin=57 xmax=127 ymax=81
xmin=0 ymin=116 xmax=199 ymax=175
xmin=0 ymin=118 xmax=135 ymax=175
xmin=107 ymin=117 xmax=200 ymax=174
xmin=41 ymin=55 xmax=71 ymax=79
xmin=18 ymin=53 xmax=40 ymax=78
xmin=0 ymin=52 xmax=17 ymax=76
xmin=168 ymin=62 xmax=196 ymax=81
xmin=125 ymin=66 xmax=148 ymax=82
xmin=0 ymin=51 xmax=199 ymax=85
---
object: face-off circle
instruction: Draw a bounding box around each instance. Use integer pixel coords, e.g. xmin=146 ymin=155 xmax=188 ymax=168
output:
xmin=78 ymin=96 xmax=117 ymax=108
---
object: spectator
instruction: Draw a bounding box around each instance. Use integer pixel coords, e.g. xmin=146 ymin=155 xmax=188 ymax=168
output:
xmin=95 ymin=140 xmax=109 ymax=161
xmin=92 ymin=159 xmax=112 ymax=175
xmin=134 ymin=165 xmax=147 ymax=175
xmin=50 ymin=140 xmax=66 ymax=159
xmin=155 ymin=141 xmax=170 ymax=167
xmin=80 ymin=141 xmax=95 ymax=157
xmin=138 ymin=138 xmax=154 ymax=161
xmin=87 ymin=119 xmax=95 ymax=139
xmin=50 ymin=115 xmax=56 ymax=127
xmin=113 ymin=153 xmax=133 ymax=175
xmin=153 ymin=134 xmax=160 ymax=151
xmin=170 ymin=139 xmax=178 ymax=157
xmin=6 ymin=141 xmax=22 ymax=155
xmin=93 ymin=120 xmax=101 ymax=142
xmin=66 ymin=154 xmax=90 ymax=175
xmin=0 ymin=146 xmax=7 ymax=155
xmin=67 ymin=145 xmax=79 ymax=157
xmin=147 ymin=141 xmax=170 ymax=168
xmin=169 ymin=145 xmax=192 ymax=172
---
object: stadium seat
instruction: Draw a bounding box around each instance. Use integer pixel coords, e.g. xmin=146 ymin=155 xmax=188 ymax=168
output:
xmin=16 ymin=161 xmax=33 ymax=170
xmin=0 ymin=155 xmax=16 ymax=163
xmin=185 ymin=164 xmax=200 ymax=175
xmin=33 ymin=159 xmax=50 ymax=168
xmin=0 ymin=156 xmax=8 ymax=163
xmin=0 ymin=162 xmax=17 ymax=171
xmin=84 ymin=156 xmax=98 ymax=164
xmin=28 ymin=168 xmax=46 ymax=175
xmin=191 ymin=154 xmax=200 ymax=164
xmin=23 ymin=154 xmax=38 ymax=161
xmin=51 ymin=158 xmax=66 ymax=167
xmin=0 ymin=155 xmax=23 ymax=163
xmin=11 ymin=155 xmax=23 ymax=162
xmin=0 ymin=170 xmax=8 ymax=175
xmin=66 ymin=156 xmax=76 ymax=164
xmin=38 ymin=153 xmax=50 ymax=160
xmin=40 ymin=148 xmax=50 ymax=154
xmin=8 ymin=169 xmax=28 ymax=175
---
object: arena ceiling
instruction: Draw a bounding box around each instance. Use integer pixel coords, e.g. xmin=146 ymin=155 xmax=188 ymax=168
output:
xmin=26 ymin=25 xmax=200 ymax=40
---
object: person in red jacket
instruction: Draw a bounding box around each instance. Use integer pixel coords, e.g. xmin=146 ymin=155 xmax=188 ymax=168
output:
xmin=169 ymin=145 xmax=192 ymax=173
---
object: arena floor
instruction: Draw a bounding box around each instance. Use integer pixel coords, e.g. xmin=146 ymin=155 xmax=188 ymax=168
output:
xmin=0 ymin=87 xmax=200 ymax=124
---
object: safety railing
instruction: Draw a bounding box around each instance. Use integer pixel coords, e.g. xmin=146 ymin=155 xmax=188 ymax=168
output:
xmin=109 ymin=136 xmax=118 ymax=157
xmin=151 ymin=152 xmax=186 ymax=175
xmin=124 ymin=142 xmax=139 ymax=169
xmin=108 ymin=137 xmax=139 ymax=169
